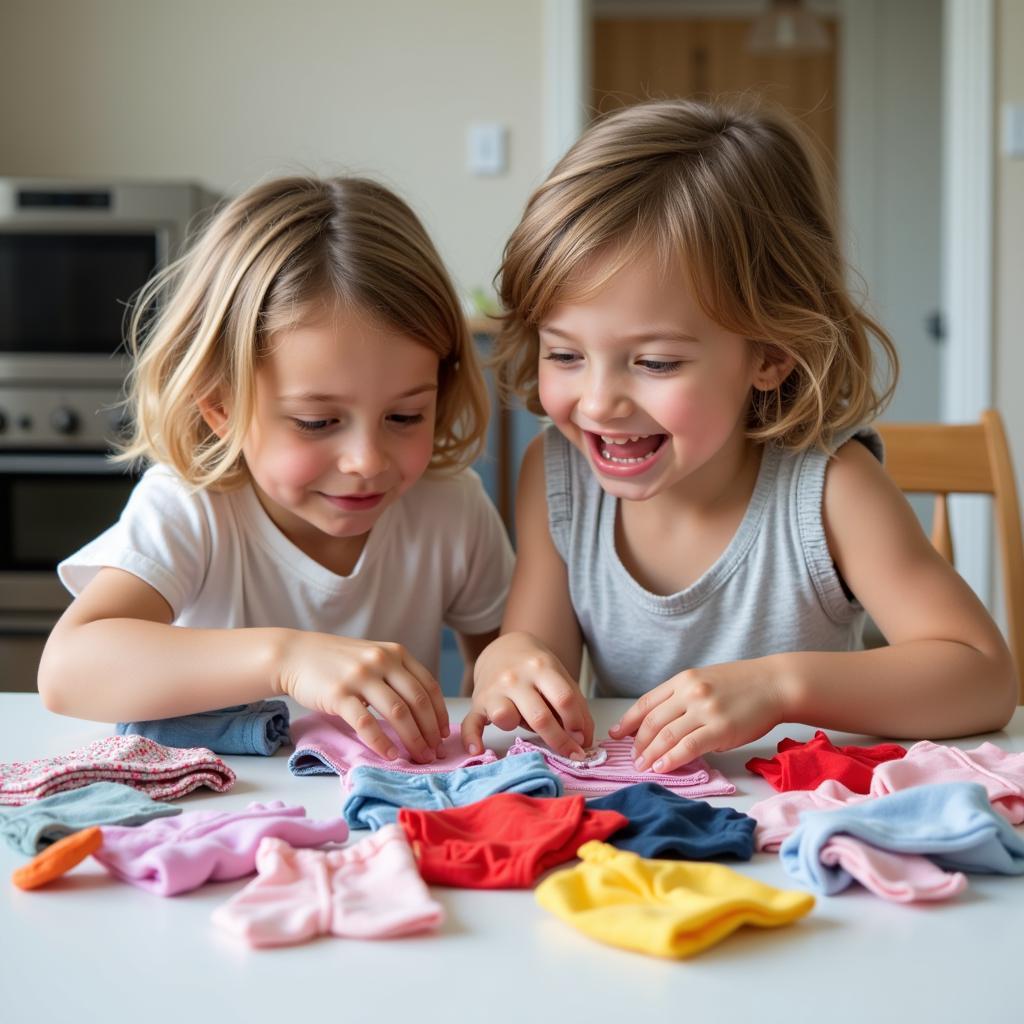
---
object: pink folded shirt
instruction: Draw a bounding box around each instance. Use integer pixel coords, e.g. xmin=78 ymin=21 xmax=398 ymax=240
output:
xmin=94 ymin=800 xmax=349 ymax=896
xmin=288 ymin=712 xmax=497 ymax=780
xmin=749 ymin=780 xmax=868 ymax=852
xmin=0 ymin=735 xmax=236 ymax=807
xmin=870 ymin=741 xmax=1024 ymax=824
xmin=506 ymin=736 xmax=736 ymax=797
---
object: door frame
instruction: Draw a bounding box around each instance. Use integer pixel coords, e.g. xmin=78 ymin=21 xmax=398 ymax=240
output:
xmin=543 ymin=0 xmax=997 ymax=607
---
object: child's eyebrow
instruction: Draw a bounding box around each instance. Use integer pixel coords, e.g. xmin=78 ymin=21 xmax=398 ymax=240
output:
xmin=540 ymin=325 xmax=701 ymax=344
xmin=278 ymin=383 xmax=438 ymax=403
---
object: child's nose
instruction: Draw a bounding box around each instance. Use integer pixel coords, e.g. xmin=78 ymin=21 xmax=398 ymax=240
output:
xmin=579 ymin=378 xmax=631 ymax=422
xmin=338 ymin=435 xmax=390 ymax=478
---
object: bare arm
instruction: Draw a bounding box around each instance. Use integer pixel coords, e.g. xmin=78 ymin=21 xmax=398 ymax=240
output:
xmin=779 ymin=437 xmax=1017 ymax=737
xmin=37 ymin=567 xmax=449 ymax=763
xmin=456 ymin=628 xmax=499 ymax=697
xmin=463 ymin=435 xmax=593 ymax=756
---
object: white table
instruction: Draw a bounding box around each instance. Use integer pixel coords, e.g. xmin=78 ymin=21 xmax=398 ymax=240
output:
xmin=1 ymin=696 xmax=1020 ymax=1023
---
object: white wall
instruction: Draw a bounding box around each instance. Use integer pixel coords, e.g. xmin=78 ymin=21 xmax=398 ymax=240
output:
xmin=0 ymin=0 xmax=547 ymax=299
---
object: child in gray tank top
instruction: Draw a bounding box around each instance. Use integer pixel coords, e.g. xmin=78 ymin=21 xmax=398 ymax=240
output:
xmin=462 ymin=97 xmax=1016 ymax=770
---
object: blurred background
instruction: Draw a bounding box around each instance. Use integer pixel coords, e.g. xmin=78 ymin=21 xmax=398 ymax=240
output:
xmin=0 ymin=0 xmax=1021 ymax=693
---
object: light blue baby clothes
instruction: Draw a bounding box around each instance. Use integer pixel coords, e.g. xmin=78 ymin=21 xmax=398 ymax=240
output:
xmin=342 ymin=752 xmax=562 ymax=831
xmin=0 ymin=781 xmax=181 ymax=855
xmin=780 ymin=782 xmax=1024 ymax=895
xmin=117 ymin=700 xmax=291 ymax=756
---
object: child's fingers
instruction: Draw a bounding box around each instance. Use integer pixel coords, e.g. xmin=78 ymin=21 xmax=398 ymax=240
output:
xmin=644 ymin=725 xmax=715 ymax=774
xmin=380 ymin=663 xmax=446 ymax=754
xmin=460 ymin=709 xmax=490 ymax=755
xmin=535 ymin=675 xmax=594 ymax=749
xmin=609 ymin=685 xmax=671 ymax=740
xmin=631 ymin=698 xmax=685 ymax=760
xmin=516 ymin=690 xmax=585 ymax=759
xmin=634 ymin=714 xmax=701 ymax=771
xmin=399 ymin=648 xmax=451 ymax=739
xmin=336 ymin=697 xmax=399 ymax=761
xmin=361 ymin=681 xmax=435 ymax=763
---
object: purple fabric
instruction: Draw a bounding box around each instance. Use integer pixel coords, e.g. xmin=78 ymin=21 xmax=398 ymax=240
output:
xmin=288 ymin=713 xmax=497 ymax=779
xmin=506 ymin=736 xmax=736 ymax=797
xmin=93 ymin=801 xmax=348 ymax=896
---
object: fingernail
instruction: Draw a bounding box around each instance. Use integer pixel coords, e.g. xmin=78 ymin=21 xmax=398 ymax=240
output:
xmin=570 ymin=731 xmax=585 ymax=743
xmin=653 ymin=759 xmax=664 ymax=771
xmin=386 ymin=747 xmax=399 ymax=760
xmin=468 ymin=743 xmax=480 ymax=755
xmin=569 ymin=750 xmax=584 ymax=762
xmin=610 ymin=722 xmax=621 ymax=734
xmin=634 ymin=756 xmax=645 ymax=770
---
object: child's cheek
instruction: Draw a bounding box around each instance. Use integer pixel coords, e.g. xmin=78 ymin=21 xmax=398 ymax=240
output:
xmin=268 ymin=443 xmax=328 ymax=489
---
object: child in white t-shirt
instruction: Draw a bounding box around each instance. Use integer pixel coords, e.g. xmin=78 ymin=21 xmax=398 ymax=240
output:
xmin=39 ymin=175 xmax=513 ymax=765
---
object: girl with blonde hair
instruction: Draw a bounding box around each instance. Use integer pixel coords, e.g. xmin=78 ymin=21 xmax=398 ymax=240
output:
xmin=40 ymin=175 xmax=513 ymax=764
xmin=463 ymin=98 xmax=1015 ymax=766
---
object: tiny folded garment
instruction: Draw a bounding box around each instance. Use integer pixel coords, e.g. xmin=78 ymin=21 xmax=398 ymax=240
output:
xmin=870 ymin=741 xmax=1024 ymax=824
xmin=748 ymin=780 xmax=868 ymax=852
xmin=507 ymin=736 xmax=736 ymax=798
xmin=535 ymin=840 xmax=814 ymax=960
xmin=212 ymin=826 xmax=443 ymax=947
xmin=288 ymin=712 xmax=496 ymax=778
xmin=0 ymin=781 xmax=181 ymax=856
xmin=587 ymin=783 xmax=756 ymax=861
xmin=779 ymin=782 xmax=1024 ymax=899
xmin=12 ymin=826 xmax=105 ymax=891
xmin=397 ymin=793 xmax=628 ymax=888
xmin=117 ymin=700 xmax=291 ymax=756
xmin=342 ymin=752 xmax=562 ymax=832
xmin=745 ymin=730 xmax=907 ymax=794
xmin=0 ymin=735 xmax=236 ymax=807
xmin=10 ymin=800 xmax=350 ymax=896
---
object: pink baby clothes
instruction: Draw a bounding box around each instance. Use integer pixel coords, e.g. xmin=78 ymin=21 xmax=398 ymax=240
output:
xmin=93 ymin=801 xmax=349 ymax=896
xmin=211 ymin=825 xmax=443 ymax=947
xmin=818 ymin=835 xmax=967 ymax=904
xmin=749 ymin=780 xmax=869 ymax=852
xmin=288 ymin=712 xmax=497 ymax=780
xmin=506 ymin=736 xmax=736 ymax=798
xmin=870 ymin=741 xmax=1024 ymax=824
xmin=0 ymin=736 xmax=236 ymax=807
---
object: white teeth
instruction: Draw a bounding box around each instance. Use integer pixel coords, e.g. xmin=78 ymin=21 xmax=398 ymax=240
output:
xmin=600 ymin=449 xmax=654 ymax=464
xmin=599 ymin=433 xmax=648 ymax=445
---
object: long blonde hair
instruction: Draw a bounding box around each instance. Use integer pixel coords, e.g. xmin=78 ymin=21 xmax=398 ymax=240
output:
xmin=493 ymin=97 xmax=898 ymax=451
xmin=118 ymin=175 xmax=488 ymax=488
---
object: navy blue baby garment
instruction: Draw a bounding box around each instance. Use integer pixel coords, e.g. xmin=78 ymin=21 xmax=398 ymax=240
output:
xmin=588 ymin=782 xmax=756 ymax=860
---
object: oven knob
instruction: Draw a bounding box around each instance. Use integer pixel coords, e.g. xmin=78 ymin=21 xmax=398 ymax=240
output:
xmin=50 ymin=406 xmax=80 ymax=435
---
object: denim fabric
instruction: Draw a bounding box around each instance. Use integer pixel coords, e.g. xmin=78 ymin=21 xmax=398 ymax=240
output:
xmin=343 ymin=752 xmax=562 ymax=831
xmin=117 ymin=700 xmax=290 ymax=756
xmin=0 ymin=781 xmax=181 ymax=855
xmin=780 ymin=781 xmax=1024 ymax=895
xmin=588 ymin=783 xmax=755 ymax=860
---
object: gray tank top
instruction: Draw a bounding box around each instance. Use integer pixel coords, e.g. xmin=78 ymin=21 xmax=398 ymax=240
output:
xmin=544 ymin=424 xmax=884 ymax=698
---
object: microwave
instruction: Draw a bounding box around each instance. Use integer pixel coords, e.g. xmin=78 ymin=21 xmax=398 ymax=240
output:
xmin=0 ymin=178 xmax=206 ymax=387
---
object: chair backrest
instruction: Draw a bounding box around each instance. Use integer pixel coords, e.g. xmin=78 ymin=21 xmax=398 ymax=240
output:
xmin=875 ymin=410 xmax=1024 ymax=703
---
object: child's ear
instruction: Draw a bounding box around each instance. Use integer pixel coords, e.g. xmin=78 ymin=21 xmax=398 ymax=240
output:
xmin=196 ymin=389 xmax=231 ymax=439
xmin=751 ymin=343 xmax=795 ymax=391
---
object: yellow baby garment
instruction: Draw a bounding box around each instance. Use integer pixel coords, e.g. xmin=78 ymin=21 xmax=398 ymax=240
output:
xmin=535 ymin=841 xmax=814 ymax=959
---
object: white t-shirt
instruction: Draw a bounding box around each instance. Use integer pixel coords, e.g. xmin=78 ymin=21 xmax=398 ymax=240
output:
xmin=58 ymin=464 xmax=515 ymax=677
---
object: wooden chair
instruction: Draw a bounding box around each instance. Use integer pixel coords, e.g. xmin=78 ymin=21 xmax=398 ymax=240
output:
xmin=876 ymin=410 xmax=1024 ymax=703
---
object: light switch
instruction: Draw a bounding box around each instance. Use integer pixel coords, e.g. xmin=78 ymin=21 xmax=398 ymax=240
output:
xmin=467 ymin=123 xmax=508 ymax=176
xmin=1003 ymin=103 xmax=1024 ymax=158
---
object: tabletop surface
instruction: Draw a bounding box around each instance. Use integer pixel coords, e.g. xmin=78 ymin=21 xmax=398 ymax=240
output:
xmin=1 ymin=696 xmax=1021 ymax=1023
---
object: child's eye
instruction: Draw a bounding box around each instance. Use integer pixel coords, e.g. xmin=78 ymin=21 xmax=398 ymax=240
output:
xmin=637 ymin=359 xmax=683 ymax=374
xmin=388 ymin=413 xmax=425 ymax=426
xmin=542 ymin=352 xmax=580 ymax=365
xmin=293 ymin=418 xmax=335 ymax=433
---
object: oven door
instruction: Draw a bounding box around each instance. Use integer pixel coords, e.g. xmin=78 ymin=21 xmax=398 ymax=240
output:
xmin=0 ymin=451 xmax=137 ymax=628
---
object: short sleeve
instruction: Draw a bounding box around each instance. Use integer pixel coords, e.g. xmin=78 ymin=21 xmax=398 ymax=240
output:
xmin=57 ymin=465 xmax=212 ymax=617
xmin=442 ymin=472 xmax=515 ymax=635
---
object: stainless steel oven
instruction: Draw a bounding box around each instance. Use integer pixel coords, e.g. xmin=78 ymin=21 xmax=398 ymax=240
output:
xmin=0 ymin=179 xmax=206 ymax=689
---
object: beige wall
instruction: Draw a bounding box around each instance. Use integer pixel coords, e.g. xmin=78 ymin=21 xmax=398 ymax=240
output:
xmin=996 ymin=0 xmax=1024 ymax=503
xmin=0 ymin=0 xmax=546 ymax=298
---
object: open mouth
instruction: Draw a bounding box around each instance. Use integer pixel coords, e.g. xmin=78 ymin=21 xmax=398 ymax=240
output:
xmin=585 ymin=431 xmax=667 ymax=476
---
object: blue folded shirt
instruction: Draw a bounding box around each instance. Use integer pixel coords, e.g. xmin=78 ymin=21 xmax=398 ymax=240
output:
xmin=780 ymin=781 xmax=1024 ymax=895
xmin=116 ymin=700 xmax=290 ymax=756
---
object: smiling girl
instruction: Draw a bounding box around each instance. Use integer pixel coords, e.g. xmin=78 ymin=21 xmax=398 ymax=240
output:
xmin=38 ymin=176 xmax=513 ymax=763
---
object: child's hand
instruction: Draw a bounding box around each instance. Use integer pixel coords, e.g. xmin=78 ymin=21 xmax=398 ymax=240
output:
xmin=276 ymin=632 xmax=449 ymax=764
xmin=461 ymin=632 xmax=594 ymax=760
xmin=609 ymin=658 xmax=787 ymax=772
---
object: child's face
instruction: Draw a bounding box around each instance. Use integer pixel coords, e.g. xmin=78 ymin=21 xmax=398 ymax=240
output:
xmin=240 ymin=307 xmax=439 ymax=547
xmin=537 ymin=248 xmax=760 ymax=504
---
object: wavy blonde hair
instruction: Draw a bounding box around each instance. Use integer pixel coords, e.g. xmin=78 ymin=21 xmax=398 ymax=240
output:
xmin=493 ymin=97 xmax=898 ymax=451
xmin=117 ymin=175 xmax=488 ymax=488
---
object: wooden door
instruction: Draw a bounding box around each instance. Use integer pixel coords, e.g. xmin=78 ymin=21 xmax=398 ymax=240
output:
xmin=593 ymin=16 xmax=838 ymax=165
